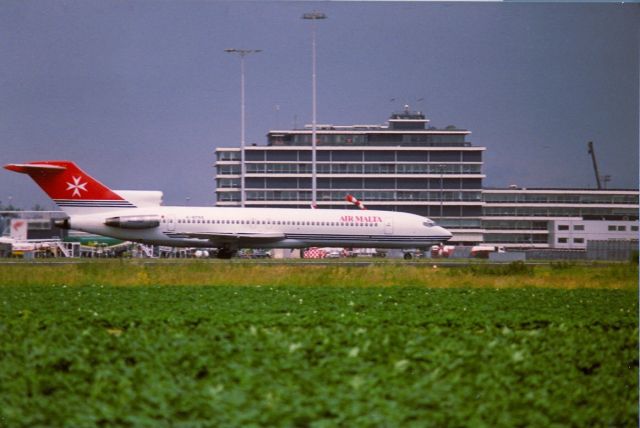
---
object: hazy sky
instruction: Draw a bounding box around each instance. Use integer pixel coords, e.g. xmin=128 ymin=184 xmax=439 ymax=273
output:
xmin=1 ymin=1 xmax=638 ymax=209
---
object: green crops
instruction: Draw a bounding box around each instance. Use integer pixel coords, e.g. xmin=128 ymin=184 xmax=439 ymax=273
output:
xmin=0 ymin=285 xmax=637 ymax=427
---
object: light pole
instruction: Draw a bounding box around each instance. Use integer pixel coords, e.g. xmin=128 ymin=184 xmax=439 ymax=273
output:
xmin=225 ymin=48 xmax=261 ymax=207
xmin=438 ymin=164 xmax=445 ymax=221
xmin=302 ymin=11 xmax=326 ymax=208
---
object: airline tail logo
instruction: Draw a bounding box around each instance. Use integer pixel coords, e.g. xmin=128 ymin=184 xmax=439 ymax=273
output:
xmin=66 ymin=176 xmax=89 ymax=197
xmin=4 ymin=160 xmax=136 ymax=210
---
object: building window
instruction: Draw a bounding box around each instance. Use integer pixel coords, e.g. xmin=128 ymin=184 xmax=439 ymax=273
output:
xmin=573 ymin=225 xmax=584 ymax=231
xmin=573 ymin=238 xmax=584 ymax=244
xmin=632 ymin=226 xmax=638 ymax=232
xmin=617 ymin=226 xmax=626 ymax=231
xmin=608 ymin=225 xmax=616 ymax=231
xmin=558 ymin=238 xmax=568 ymax=244
xmin=558 ymin=225 xmax=569 ymax=231
xmin=217 ymin=151 xmax=240 ymax=161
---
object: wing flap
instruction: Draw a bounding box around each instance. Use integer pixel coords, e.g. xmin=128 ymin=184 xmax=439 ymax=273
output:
xmin=180 ymin=231 xmax=286 ymax=243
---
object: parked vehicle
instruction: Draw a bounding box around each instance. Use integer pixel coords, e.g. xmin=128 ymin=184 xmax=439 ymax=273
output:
xmin=470 ymin=245 xmax=505 ymax=258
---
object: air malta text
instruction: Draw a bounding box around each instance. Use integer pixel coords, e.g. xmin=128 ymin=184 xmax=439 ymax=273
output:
xmin=340 ymin=215 xmax=383 ymax=223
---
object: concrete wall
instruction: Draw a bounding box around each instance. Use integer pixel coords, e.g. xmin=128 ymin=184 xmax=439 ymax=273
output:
xmin=490 ymin=252 xmax=526 ymax=262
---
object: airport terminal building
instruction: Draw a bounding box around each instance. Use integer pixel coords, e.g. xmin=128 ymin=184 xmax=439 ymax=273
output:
xmin=215 ymin=108 xmax=639 ymax=250
xmin=482 ymin=188 xmax=638 ymax=249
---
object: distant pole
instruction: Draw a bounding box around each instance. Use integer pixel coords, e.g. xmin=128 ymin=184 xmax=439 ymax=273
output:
xmin=225 ymin=48 xmax=261 ymax=207
xmin=302 ymin=11 xmax=326 ymax=208
xmin=438 ymin=164 xmax=445 ymax=221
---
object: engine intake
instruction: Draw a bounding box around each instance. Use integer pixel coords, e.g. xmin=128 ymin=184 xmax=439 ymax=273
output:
xmin=105 ymin=215 xmax=160 ymax=229
xmin=53 ymin=218 xmax=71 ymax=230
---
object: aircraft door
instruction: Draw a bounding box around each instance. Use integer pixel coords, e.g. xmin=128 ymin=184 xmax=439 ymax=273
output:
xmin=167 ymin=215 xmax=176 ymax=232
xmin=384 ymin=219 xmax=393 ymax=234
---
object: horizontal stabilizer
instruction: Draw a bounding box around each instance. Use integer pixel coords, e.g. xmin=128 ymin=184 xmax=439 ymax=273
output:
xmin=5 ymin=163 xmax=67 ymax=173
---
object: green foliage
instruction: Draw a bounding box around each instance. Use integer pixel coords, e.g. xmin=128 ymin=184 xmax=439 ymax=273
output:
xmin=0 ymin=286 xmax=637 ymax=426
xmin=458 ymin=261 xmax=534 ymax=276
xmin=550 ymin=261 xmax=576 ymax=270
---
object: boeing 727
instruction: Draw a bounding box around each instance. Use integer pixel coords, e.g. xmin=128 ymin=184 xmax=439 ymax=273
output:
xmin=4 ymin=160 xmax=452 ymax=258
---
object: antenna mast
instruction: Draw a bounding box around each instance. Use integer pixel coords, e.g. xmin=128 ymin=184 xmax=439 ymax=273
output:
xmin=587 ymin=141 xmax=602 ymax=190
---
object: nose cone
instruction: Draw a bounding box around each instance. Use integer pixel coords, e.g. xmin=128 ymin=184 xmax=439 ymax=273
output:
xmin=438 ymin=226 xmax=453 ymax=241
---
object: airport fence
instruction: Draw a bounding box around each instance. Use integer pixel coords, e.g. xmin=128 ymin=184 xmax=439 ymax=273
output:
xmin=586 ymin=240 xmax=638 ymax=262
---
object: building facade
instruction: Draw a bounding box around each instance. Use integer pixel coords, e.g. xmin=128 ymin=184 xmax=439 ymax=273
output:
xmin=483 ymin=188 xmax=639 ymax=249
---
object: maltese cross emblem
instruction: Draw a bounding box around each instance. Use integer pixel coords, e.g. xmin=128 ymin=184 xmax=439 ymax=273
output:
xmin=66 ymin=176 xmax=88 ymax=198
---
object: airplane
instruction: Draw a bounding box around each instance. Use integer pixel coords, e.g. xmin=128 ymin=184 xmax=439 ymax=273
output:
xmin=4 ymin=160 xmax=452 ymax=258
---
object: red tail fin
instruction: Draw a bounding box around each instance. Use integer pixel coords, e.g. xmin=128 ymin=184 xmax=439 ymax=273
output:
xmin=4 ymin=160 xmax=135 ymax=210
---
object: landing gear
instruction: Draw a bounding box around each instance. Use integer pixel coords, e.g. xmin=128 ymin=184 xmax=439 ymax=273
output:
xmin=216 ymin=248 xmax=237 ymax=259
xmin=403 ymin=252 xmax=413 ymax=260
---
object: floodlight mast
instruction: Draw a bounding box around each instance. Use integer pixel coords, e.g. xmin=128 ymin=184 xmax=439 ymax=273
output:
xmin=302 ymin=11 xmax=326 ymax=208
xmin=225 ymin=48 xmax=262 ymax=207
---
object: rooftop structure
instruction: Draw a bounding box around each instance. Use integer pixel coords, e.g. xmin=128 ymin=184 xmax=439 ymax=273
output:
xmin=267 ymin=106 xmax=471 ymax=147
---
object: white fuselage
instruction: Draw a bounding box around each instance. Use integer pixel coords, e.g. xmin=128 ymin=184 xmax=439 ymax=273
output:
xmin=67 ymin=206 xmax=452 ymax=249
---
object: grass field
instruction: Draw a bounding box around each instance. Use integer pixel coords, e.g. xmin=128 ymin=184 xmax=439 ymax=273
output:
xmin=0 ymin=259 xmax=637 ymax=289
xmin=0 ymin=262 xmax=637 ymax=426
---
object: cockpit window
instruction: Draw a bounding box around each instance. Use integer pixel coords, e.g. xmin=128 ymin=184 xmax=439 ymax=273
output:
xmin=423 ymin=220 xmax=435 ymax=227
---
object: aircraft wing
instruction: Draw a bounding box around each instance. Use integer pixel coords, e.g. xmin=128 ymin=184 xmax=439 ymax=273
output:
xmin=178 ymin=231 xmax=286 ymax=244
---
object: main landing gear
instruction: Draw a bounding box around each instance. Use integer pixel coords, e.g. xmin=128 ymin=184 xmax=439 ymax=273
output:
xmin=216 ymin=248 xmax=237 ymax=259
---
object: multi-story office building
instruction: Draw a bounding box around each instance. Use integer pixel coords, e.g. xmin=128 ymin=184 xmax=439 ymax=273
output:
xmin=215 ymin=108 xmax=638 ymax=250
xmin=215 ymin=107 xmax=485 ymax=244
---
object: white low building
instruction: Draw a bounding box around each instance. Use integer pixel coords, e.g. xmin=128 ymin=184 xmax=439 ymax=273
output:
xmin=550 ymin=219 xmax=638 ymax=250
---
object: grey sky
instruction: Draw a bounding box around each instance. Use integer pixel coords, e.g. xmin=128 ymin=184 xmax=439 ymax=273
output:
xmin=1 ymin=1 xmax=638 ymax=209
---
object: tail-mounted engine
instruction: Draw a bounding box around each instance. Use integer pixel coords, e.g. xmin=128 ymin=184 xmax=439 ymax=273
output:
xmin=104 ymin=215 xmax=160 ymax=229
